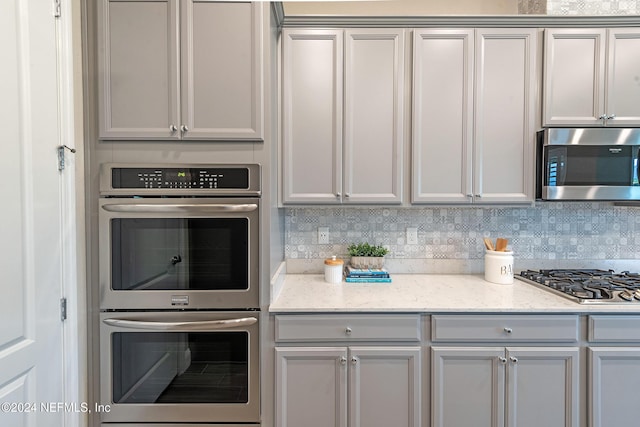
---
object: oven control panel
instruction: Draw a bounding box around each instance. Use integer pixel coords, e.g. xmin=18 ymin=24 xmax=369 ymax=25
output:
xmin=111 ymin=167 xmax=250 ymax=189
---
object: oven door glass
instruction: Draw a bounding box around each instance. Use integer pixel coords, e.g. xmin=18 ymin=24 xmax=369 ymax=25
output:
xmin=112 ymin=331 xmax=248 ymax=404
xmin=111 ymin=218 xmax=248 ymax=292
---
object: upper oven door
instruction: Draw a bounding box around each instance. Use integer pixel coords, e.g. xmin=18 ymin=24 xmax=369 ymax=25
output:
xmin=99 ymin=197 xmax=259 ymax=310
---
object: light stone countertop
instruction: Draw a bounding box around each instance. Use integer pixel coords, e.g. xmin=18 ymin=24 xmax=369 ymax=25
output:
xmin=269 ymin=274 xmax=640 ymax=313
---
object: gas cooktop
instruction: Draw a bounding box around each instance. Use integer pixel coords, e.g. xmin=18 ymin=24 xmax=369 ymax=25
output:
xmin=517 ymin=269 xmax=640 ymax=304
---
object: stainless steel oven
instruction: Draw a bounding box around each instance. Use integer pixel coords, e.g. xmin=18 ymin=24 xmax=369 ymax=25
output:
xmin=99 ymin=310 xmax=260 ymax=423
xmin=98 ymin=163 xmax=260 ymax=310
xmin=98 ymin=163 xmax=261 ymax=426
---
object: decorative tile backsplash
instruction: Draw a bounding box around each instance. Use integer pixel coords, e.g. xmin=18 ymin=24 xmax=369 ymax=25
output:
xmin=547 ymin=0 xmax=640 ymax=14
xmin=285 ymin=203 xmax=640 ymax=262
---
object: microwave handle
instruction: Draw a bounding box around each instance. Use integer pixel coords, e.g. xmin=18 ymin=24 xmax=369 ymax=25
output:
xmin=101 ymin=203 xmax=258 ymax=213
xmin=103 ymin=316 xmax=258 ymax=331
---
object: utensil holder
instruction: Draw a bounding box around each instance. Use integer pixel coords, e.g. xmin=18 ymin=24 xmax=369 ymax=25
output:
xmin=484 ymin=250 xmax=514 ymax=285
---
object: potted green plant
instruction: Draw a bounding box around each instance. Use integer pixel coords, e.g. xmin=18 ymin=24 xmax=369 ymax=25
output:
xmin=347 ymin=243 xmax=389 ymax=269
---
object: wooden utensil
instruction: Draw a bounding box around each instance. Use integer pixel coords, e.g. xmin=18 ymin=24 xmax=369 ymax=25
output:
xmin=483 ymin=237 xmax=495 ymax=251
xmin=495 ymin=238 xmax=508 ymax=252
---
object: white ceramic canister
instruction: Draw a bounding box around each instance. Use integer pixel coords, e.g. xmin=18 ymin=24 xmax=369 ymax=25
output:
xmin=324 ymin=256 xmax=344 ymax=284
xmin=484 ymin=250 xmax=514 ymax=285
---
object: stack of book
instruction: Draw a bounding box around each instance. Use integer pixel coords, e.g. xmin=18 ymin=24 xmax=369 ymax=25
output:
xmin=344 ymin=265 xmax=392 ymax=283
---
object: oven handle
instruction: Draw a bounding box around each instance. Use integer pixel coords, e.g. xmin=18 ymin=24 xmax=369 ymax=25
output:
xmin=101 ymin=203 xmax=258 ymax=213
xmin=103 ymin=316 xmax=258 ymax=331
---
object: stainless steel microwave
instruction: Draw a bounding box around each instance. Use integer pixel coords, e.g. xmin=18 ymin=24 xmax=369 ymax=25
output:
xmin=537 ymin=128 xmax=640 ymax=201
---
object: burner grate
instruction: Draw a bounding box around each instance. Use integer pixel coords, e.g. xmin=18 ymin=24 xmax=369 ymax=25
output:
xmin=517 ymin=269 xmax=640 ymax=304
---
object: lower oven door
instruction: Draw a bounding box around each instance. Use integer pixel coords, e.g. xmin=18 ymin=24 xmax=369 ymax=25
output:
xmin=99 ymin=311 xmax=259 ymax=423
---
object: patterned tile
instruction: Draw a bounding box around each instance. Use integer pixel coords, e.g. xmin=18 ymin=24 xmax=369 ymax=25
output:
xmin=284 ymin=203 xmax=640 ymax=261
xmin=547 ymin=0 xmax=640 ymax=14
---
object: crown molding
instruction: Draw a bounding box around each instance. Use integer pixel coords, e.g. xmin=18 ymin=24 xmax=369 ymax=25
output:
xmin=275 ymin=12 xmax=640 ymax=28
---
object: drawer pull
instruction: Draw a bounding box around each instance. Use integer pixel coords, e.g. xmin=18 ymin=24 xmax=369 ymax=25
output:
xmin=499 ymin=357 xmax=507 ymax=364
xmin=504 ymin=327 xmax=513 ymax=334
xmin=510 ymin=356 xmax=518 ymax=364
xmin=345 ymin=327 xmax=352 ymax=335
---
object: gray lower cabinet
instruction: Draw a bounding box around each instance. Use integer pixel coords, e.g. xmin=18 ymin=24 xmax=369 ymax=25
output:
xmin=588 ymin=316 xmax=640 ymax=427
xmin=281 ymin=29 xmax=405 ymax=204
xmin=97 ymin=0 xmax=263 ymax=140
xmin=274 ymin=314 xmax=421 ymax=427
xmin=431 ymin=315 xmax=580 ymax=427
xmin=432 ymin=346 xmax=579 ymax=427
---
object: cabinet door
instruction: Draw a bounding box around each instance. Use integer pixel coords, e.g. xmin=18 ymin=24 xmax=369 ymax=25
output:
xmin=282 ymin=29 xmax=343 ymax=204
xmin=344 ymin=30 xmax=405 ymax=204
xmin=605 ymin=29 xmax=640 ymax=126
xmin=474 ymin=29 xmax=537 ymax=204
xmin=432 ymin=347 xmax=505 ymax=427
xmin=349 ymin=347 xmax=421 ymax=427
xmin=543 ymin=29 xmax=607 ymax=126
xmin=589 ymin=347 xmax=640 ymax=427
xmin=506 ymin=347 xmax=579 ymax=427
xmin=98 ymin=0 xmax=180 ymax=139
xmin=275 ymin=347 xmax=348 ymax=427
xmin=180 ymin=1 xmax=263 ymax=140
xmin=412 ymin=29 xmax=474 ymax=204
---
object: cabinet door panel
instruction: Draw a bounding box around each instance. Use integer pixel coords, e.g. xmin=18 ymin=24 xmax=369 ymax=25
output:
xmin=543 ymin=29 xmax=606 ymax=125
xmin=282 ymin=30 xmax=343 ymax=204
xmin=181 ymin=1 xmax=263 ymax=140
xmin=589 ymin=347 xmax=640 ymax=427
xmin=432 ymin=347 xmax=505 ymax=427
xmin=412 ymin=29 xmax=473 ymax=203
xmin=275 ymin=347 xmax=347 ymax=427
xmin=507 ymin=347 xmax=579 ymax=427
xmin=98 ymin=0 xmax=179 ymax=139
xmin=606 ymin=29 xmax=640 ymax=126
xmin=344 ymin=30 xmax=404 ymax=204
xmin=349 ymin=347 xmax=421 ymax=427
xmin=474 ymin=29 xmax=537 ymax=203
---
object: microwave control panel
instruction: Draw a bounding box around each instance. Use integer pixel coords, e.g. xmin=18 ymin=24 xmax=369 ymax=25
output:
xmin=111 ymin=167 xmax=250 ymax=189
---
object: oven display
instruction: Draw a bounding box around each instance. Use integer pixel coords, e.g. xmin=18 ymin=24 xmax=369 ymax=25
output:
xmin=111 ymin=167 xmax=249 ymax=189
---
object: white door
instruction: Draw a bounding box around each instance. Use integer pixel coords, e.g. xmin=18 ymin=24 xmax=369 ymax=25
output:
xmin=0 ymin=0 xmax=66 ymax=426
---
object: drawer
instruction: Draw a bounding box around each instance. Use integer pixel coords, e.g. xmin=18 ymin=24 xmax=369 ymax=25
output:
xmin=589 ymin=315 xmax=640 ymax=342
xmin=275 ymin=314 xmax=421 ymax=342
xmin=432 ymin=315 xmax=578 ymax=342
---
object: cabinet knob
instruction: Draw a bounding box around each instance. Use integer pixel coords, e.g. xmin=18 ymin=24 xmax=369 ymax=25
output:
xmin=510 ymin=356 xmax=518 ymax=364
xmin=169 ymin=125 xmax=178 ymax=132
xmin=345 ymin=193 xmax=350 ymax=198
xmin=181 ymin=125 xmax=189 ymax=132
xmin=336 ymin=193 xmax=341 ymax=198
xmin=599 ymin=114 xmax=607 ymax=120
xmin=340 ymin=356 xmax=347 ymax=365
xmin=607 ymin=114 xmax=616 ymax=120
xmin=499 ymin=357 xmax=507 ymax=364
xmin=345 ymin=327 xmax=352 ymax=335
xmin=504 ymin=327 xmax=513 ymax=334
xmin=475 ymin=194 xmax=482 ymax=198
xmin=351 ymin=357 xmax=358 ymax=365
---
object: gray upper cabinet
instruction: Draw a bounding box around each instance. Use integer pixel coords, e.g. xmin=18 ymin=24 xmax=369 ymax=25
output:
xmin=282 ymin=29 xmax=405 ymax=205
xmin=412 ymin=28 xmax=537 ymax=204
xmin=544 ymin=28 xmax=640 ymax=127
xmin=98 ymin=0 xmax=263 ymax=140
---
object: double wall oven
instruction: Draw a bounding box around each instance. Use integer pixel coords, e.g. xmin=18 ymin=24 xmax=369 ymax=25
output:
xmin=98 ymin=163 xmax=261 ymax=425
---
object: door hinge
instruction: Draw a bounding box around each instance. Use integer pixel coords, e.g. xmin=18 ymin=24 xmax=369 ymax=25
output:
xmin=60 ymin=297 xmax=67 ymax=321
xmin=57 ymin=145 xmax=76 ymax=171
xmin=54 ymin=0 xmax=61 ymax=18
